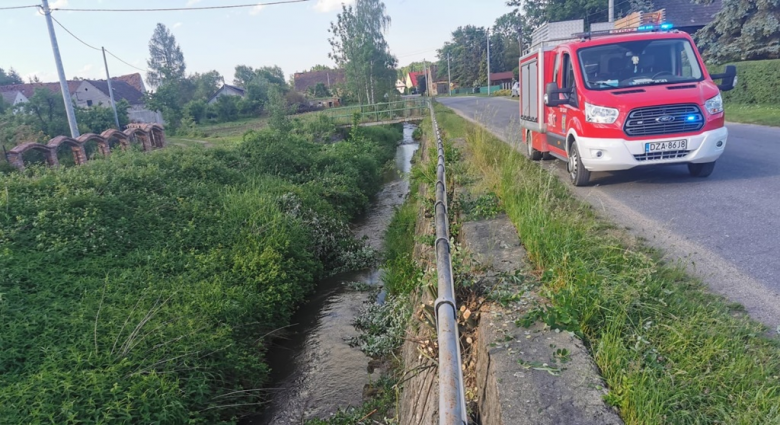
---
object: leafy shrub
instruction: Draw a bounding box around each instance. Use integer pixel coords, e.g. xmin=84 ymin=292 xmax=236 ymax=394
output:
xmin=0 ymin=119 xmax=402 ymax=423
xmin=348 ymin=296 xmax=410 ymax=358
xmin=715 ymin=59 xmax=780 ymax=105
xmin=491 ymin=89 xmax=512 ymax=97
xmin=412 ymin=126 xmax=423 ymax=141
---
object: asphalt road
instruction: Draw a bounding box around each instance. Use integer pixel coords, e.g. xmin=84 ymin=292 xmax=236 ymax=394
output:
xmin=439 ymin=96 xmax=780 ymax=330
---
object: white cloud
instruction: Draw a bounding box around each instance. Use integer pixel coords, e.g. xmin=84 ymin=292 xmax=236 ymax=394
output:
xmin=186 ymin=0 xmax=202 ymax=5
xmin=78 ymin=64 xmax=94 ymax=75
xmin=173 ymin=22 xmax=184 ymax=29
xmin=249 ymin=4 xmax=265 ymax=15
xmin=314 ymin=0 xmax=354 ymax=13
xmin=49 ymin=0 xmax=68 ymax=8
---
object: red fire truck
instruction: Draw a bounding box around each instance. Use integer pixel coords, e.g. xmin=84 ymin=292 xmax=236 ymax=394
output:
xmin=519 ymin=20 xmax=737 ymax=186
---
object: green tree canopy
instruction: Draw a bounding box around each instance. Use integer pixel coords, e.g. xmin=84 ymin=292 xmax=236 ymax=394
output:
xmin=146 ymin=23 xmax=186 ymax=88
xmin=328 ymin=0 xmax=397 ymax=104
xmin=0 ymin=67 xmax=23 ymax=86
xmin=696 ymin=0 xmax=780 ymax=63
xmin=233 ymin=65 xmax=287 ymax=88
xmin=436 ymin=25 xmax=490 ymax=87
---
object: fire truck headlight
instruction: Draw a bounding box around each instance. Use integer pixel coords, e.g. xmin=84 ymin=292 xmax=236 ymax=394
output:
xmin=705 ymin=94 xmax=724 ymax=115
xmin=585 ymin=102 xmax=619 ymax=124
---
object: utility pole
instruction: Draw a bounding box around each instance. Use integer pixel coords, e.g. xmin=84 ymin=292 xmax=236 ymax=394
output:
xmin=41 ymin=0 xmax=79 ymax=138
xmin=447 ymin=53 xmax=451 ymax=96
xmin=423 ymin=58 xmax=428 ymax=96
xmin=102 ymin=47 xmax=121 ymax=130
xmin=487 ymin=28 xmax=491 ymax=96
xmin=609 ymin=0 xmax=615 ymax=23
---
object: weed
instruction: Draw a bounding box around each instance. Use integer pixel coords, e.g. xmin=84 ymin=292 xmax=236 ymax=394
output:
xmin=434 ymin=102 xmax=780 ymax=425
xmin=348 ymin=296 xmax=411 ymax=359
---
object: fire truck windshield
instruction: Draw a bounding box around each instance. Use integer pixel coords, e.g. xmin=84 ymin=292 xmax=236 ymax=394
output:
xmin=577 ymin=38 xmax=704 ymax=90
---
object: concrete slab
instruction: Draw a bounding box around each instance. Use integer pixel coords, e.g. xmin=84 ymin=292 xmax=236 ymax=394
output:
xmin=462 ymin=216 xmax=623 ymax=425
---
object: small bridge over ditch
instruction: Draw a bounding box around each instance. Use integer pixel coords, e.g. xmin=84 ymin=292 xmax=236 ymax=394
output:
xmin=320 ymin=97 xmax=427 ymax=127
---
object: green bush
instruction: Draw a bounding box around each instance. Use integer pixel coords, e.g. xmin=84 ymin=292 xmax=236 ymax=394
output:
xmin=0 ymin=121 xmax=402 ymax=423
xmin=714 ymin=59 xmax=780 ymax=105
xmin=491 ymin=89 xmax=512 ymax=97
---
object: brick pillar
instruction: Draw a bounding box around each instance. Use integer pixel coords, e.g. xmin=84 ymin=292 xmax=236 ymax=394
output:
xmin=6 ymin=152 xmax=25 ymax=171
xmin=71 ymin=145 xmax=87 ymax=165
xmin=98 ymin=141 xmax=110 ymax=157
xmin=47 ymin=149 xmax=59 ymax=167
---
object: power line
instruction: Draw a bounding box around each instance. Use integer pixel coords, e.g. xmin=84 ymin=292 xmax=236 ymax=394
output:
xmin=105 ymin=50 xmax=149 ymax=73
xmin=52 ymin=0 xmax=311 ymax=13
xmin=50 ymin=15 xmax=100 ymax=51
xmin=0 ymin=4 xmax=39 ymax=11
xmin=50 ymin=14 xmax=149 ymax=73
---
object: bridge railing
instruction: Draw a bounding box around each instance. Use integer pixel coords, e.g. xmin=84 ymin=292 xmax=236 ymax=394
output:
xmin=319 ymin=98 xmax=428 ymax=125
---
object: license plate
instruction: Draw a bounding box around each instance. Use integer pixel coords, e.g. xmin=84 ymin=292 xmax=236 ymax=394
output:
xmin=645 ymin=139 xmax=688 ymax=153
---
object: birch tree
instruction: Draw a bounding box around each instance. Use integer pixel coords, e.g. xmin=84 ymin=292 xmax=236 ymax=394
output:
xmin=328 ymin=0 xmax=397 ymax=104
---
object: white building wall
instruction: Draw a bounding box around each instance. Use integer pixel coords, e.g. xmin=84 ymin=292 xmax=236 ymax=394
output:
xmin=72 ymin=81 xmax=113 ymax=108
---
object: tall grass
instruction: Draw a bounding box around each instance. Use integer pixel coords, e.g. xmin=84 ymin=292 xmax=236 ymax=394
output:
xmin=0 ymin=121 xmax=402 ymax=423
xmin=434 ymin=103 xmax=780 ymax=425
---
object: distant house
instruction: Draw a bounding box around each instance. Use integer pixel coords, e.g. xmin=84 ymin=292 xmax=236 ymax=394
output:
xmin=293 ymin=69 xmax=346 ymax=94
xmin=406 ymin=71 xmax=423 ymax=90
xmin=652 ymin=0 xmax=723 ymax=33
xmin=0 ymin=74 xmax=163 ymax=124
xmin=490 ymin=71 xmax=515 ymax=89
xmin=208 ymin=84 xmax=245 ymax=104
xmin=395 ymin=79 xmax=406 ymax=93
xmin=307 ymin=96 xmax=342 ymax=109
xmin=113 ymin=73 xmax=147 ymax=93
xmin=595 ymin=0 xmax=723 ymax=34
xmin=1 ymin=90 xmax=28 ymax=107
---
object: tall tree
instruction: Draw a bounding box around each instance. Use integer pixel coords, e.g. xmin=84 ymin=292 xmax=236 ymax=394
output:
xmin=696 ymin=0 xmax=780 ymax=63
xmin=328 ymin=0 xmax=397 ymax=104
xmin=21 ymin=88 xmax=69 ymax=139
xmin=0 ymin=67 xmax=23 ymax=86
xmin=233 ymin=65 xmax=287 ymax=88
xmin=436 ymin=26 xmax=490 ymax=88
xmin=146 ymin=23 xmax=186 ymax=88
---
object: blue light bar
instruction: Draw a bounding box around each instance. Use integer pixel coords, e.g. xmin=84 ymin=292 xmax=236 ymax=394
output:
xmin=573 ymin=22 xmax=675 ymax=39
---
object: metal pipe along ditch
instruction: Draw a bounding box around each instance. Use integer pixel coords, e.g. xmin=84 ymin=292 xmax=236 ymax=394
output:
xmin=428 ymin=101 xmax=469 ymax=425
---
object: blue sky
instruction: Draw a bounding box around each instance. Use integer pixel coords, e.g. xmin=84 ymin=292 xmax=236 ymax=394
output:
xmin=1 ymin=0 xmax=513 ymax=86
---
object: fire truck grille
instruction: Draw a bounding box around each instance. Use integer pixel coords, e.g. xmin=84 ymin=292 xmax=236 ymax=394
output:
xmin=624 ymin=104 xmax=704 ymax=137
xmin=634 ymin=150 xmax=691 ymax=162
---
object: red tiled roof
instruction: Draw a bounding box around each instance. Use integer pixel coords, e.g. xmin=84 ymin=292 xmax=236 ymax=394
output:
xmin=112 ymin=73 xmax=145 ymax=93
xmin=0 ymin=81 xmax=81 ymax=99
xmin=409 ymin=71 xmax=423 ymax=86
xmin=490 ymin=72 xmax=514 ymax=81
xmin=293 ymin=69 xmax=346 ymax=93
xmin=0 ymin=76 xmax=145 ymax=105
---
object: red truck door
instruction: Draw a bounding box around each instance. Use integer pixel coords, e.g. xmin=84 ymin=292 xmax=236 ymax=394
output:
xmin=546 ymin=50 xmax=580 ymax=157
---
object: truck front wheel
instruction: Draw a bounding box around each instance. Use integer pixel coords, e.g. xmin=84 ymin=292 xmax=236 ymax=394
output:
xmin=526 ymin=133 xmax=542 ymax=161
xmin=688 ymin=161 xmax=716 ymax=177
xmin=568 ymin=140 xmax=591 ymax=186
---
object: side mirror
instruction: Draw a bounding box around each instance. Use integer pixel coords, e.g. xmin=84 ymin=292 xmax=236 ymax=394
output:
xmin=711 ymin=65 xmax=737 ymax=92
xmin=545 ymin=82 xmax=572 ymax=107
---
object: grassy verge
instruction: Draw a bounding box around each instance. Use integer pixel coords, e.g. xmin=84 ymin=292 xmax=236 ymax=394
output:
xmin=726 ymin=104 xmax=780 ymax=127
xmin=434 ymin=102 xmax=780 ymax=424
xmin=0 ymin=117 xmax=402 ymax=423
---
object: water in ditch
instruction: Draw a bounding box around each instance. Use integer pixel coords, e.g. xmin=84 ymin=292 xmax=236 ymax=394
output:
xmin=247 ymin=123 xmax=419 ymax=424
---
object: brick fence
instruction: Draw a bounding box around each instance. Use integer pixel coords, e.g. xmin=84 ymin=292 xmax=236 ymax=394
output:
xmin=5 ymin=124 xmax=165 ymax=171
